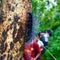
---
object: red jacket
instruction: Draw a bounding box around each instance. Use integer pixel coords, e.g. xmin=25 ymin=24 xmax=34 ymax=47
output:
xmin=30 ymin=41 xmax=41 ymax=58
xmin=23 ymin=42 xmax=41 ymax=60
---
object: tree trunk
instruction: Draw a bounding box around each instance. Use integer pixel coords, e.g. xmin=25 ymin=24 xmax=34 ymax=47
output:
xmin=0 ymin=0 xmax=32 ymax=60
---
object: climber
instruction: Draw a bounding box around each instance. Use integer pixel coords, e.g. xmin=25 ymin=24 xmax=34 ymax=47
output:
xmin=23 ymin=34 xmax=44 ymax=60
xmin=36 ymin=34 xmax=44 ymax=49
xmin=23 ymin=41 xmax=43 ymax=60
xmin=30 ymin=40 xmax=42 ymax=60
xmin=29 ymin=34 xmax=44 ymax=60
xmin=39 ymin=30 xmax=52 ymax=47
xmin=43 ymin=30 xmax=52 ymax=47
xmin=43 ymin=30 xmax=49 ymax=47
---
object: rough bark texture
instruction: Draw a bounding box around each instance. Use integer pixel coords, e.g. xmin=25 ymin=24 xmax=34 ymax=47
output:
xmin=0 ymin=0 xmax=32 ymax=60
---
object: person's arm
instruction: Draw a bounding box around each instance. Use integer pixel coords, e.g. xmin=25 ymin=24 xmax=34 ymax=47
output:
xmin=34 ymin=46 xmax=41 ymax=60
xmin=34 ymin=53 xmax=40 ymax=60
xmin=31 ymin=53 xmax=40 ymax=60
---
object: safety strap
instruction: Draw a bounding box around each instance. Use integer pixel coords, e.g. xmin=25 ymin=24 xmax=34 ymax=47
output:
xmin=44 ymin=47 xmax=57 ymax=60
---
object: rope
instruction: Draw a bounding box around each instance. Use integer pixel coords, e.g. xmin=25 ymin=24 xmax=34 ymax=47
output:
xmin=44 ymin=47 xmax=57 ymax=60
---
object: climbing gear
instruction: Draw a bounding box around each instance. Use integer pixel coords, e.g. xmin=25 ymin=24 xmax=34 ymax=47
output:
xmin=44 ymin=47 xmax=57 ymax=60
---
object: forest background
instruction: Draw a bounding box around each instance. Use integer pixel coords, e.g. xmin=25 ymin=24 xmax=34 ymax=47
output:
xmin=0 ymin=0 xmax=60 ymax=60
xmin=32 ymin=0 xmax=60 ymax=60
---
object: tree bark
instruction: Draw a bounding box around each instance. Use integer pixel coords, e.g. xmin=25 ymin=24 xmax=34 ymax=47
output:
xmin=0 ymin=0 xmax=32 ymax=60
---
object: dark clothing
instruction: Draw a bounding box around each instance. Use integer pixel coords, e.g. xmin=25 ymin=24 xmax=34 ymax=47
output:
xmin=37 ymin=57 xmax=41 ymax=60
xmin=40 ymin=36 xmax=48 ymax=47
xmin=40 ymin=36 xmax=48 ymax=54
xmin=44 ymin=42 xmax=48 ymax=47
xmin=40 ymin=36 xmax=45 ymax=45
xmin=25 ymin=13 xmax=32 ymax=42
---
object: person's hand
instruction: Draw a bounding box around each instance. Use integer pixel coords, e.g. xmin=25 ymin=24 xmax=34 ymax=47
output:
xmin=41 ymin=48 xmax=43 ymax=51
xmin=31 ymin=57 xmax=36 ymax=60
xmin=31 ymin=57 xmax=34 ymax=60
xmin=33 ymin=58 xmax=36 ymax=60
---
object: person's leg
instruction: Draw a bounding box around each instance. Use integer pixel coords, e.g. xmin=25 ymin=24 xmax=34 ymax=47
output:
xmin=45 ymin=42 xmax=48 ymax=49
xmin=44 ymin=42 xmax=48 ymax=46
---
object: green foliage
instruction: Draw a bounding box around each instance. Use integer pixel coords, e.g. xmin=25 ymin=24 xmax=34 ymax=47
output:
xmin=0 ymin=0 xmax=2 ymax=2
xmin=32 ymin=0 xmax=60 ymax=60
xmin=46 ymin=26 xmax=60 ymax=60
